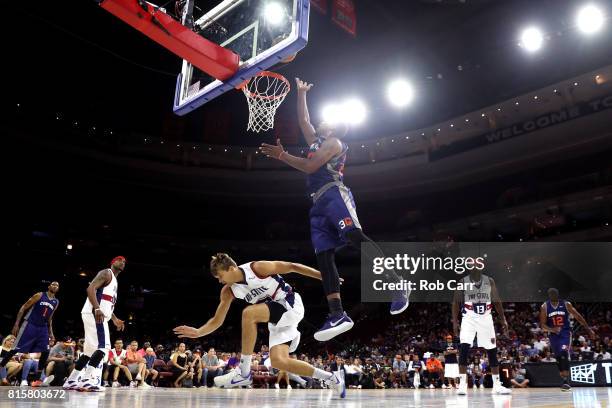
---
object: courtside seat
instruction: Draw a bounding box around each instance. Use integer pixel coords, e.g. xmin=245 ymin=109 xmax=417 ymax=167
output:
xmin=153 ymin=359 xmax=174 ymax=386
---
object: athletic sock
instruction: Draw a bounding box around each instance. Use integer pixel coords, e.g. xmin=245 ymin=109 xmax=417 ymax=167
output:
xmin=459 ymin=373 xmax=467 ymax=386
xmin=312 ymin=368 xmax=335 ymax=382
xmin=492 ymin=374 xmax=500 ymax=386
xmin=328 ymin=298 xmax=344 ymax=318
xmin=289 ymin=373 xmax=307 ymax=386
xmin=239 ymin=355 xmax=252 ymax=377
xmin=561 ymin=376 xmax=569 ymax=384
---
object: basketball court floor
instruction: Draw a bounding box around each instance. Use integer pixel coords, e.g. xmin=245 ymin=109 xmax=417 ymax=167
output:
xmin=2 ymin=387 xmax=610 ymax=408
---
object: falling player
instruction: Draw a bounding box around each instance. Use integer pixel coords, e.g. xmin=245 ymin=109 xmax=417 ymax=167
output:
xmin=260 ymin=78 xmax=409 ymax=342
xmin=173 ymin=253 xmax=346 ymax=398
xmin=10 ymin=281 xmax=60 ymax=387
xmin=452 ymin=269 xmax=511 ymax=395
xmin=540 ymin=287 xmax=596 ymax=391
xmin=63 ymin=256 xmax=126 ymax=391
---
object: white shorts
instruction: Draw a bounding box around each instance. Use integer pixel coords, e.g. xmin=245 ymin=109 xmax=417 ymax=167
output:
xmin=268 ymin=293 xmax=304 ymax=353
xmin=82 ymin=313 xmax=110 ymax=361
xmin=444 ymin=363 xmax=459 ymax=378
xmin=459 ymin=313 xmax=496 ymax=350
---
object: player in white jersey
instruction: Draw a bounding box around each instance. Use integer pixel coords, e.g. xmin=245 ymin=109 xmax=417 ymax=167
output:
xmin=452 ymin=269 xmax=511 ymax=395
xmin=174 ymin=253 xmax=346 ymax=398
xmin=62 ymin=256 xmax=126 ymax=392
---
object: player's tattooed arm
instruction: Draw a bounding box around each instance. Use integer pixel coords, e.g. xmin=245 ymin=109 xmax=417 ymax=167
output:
xmin=174 ymin=285 xmax=234 ymax=339
xmin=566 ymin=302 xmax=596 ymax=339
xmin=295 ymin=77 xmax=317 ymax=145
xmin=12 ymin=292 xmax=43 ymax=336
xmin=251 ymin=260 xmax=323 ymax=281
xmin=490 ymin=278 xmax=509 ymax=336
xmin=87 ymin=269 xmax=112 ymax=324
xmin=260 ymin=137 xmax=342 ymax=174
xmin=451 ymin=289 xmax=462 ymax=337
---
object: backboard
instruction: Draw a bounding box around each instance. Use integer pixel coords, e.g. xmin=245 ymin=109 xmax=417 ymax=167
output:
xmin=173 ymin=0 xmax=310 ymax=116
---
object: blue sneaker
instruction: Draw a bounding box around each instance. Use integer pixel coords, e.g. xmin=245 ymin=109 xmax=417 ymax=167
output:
xmin=314 ymin=312 xmax=354 ymax=341
xmin=389 ymin=287 xmax=410 ymax=315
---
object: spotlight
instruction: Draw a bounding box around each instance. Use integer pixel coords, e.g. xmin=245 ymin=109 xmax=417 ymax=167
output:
xmin=67 ymin=244 xmax=73 ymax=250
xmin=387 ymin=79 xmax=414 ymax=108
xmin=576 ymin=4 xmax=605 ymax=34
xmin=520 ymin=27 xmax=544 ymax=52
xmin=264 ymin=2 xmax=285 ymax=25
xmin=322 ymin=99 xmax=367 ymax=126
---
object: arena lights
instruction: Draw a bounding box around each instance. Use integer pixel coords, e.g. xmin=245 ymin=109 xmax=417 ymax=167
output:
xmin=66 ymin=244 xmax=73 ymax=250
xmin=519 ymin=27 xmax=544 ymax=52
xmin=387 ymin=79 xmax=414 ymax=108
xmin=576 ymin=4 xmax=605 ymax=34
xmin=263 ymin=2 xmax=286 ymax=25
xmin=322 ymin=98 xmax=367 ymax=126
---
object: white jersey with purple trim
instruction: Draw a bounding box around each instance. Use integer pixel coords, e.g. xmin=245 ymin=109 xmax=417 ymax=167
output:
xmin=462 ymin=274 xmax=492 ymax=317
xmin=230 ymin=262 xmax=292 ymax=304
xmin=81 ymin=269 xmax=118 ymax=321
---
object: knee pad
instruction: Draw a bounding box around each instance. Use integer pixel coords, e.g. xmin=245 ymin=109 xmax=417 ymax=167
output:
xmin=316 ymin=250 xmax=340 ymax=295
xmin=487 ymin=348 xmax=498 ymax=368
xmin=459 ymin=343 xmax=471 ymax=366
xmin=557 ymin=352 xmax=569 ymax=372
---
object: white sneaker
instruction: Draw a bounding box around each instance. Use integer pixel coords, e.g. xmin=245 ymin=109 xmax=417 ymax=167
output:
xmin=457 ymin=382 xmax=467 ymax=395
xmin=429 ymin=384 xmax=435 ymax=389
xmin=135 ymin=374 xmax=142 ymax=381
xmin=287 ymin=384 xmax=292 ymax=390
xmin=213 ymin=370 xmax=252 ymax=388
xmin=324 ymin=370 xmax=346 ymax=399
xmin=140 ymin=381 xmax=151 ymax=389
xmin=40 ymin=375 xmax=55 ymax=387
xmin=79 ymin=367 xmax=105 ymax=392
xmin=129 ymin=381 xmax=138 ymax=388
xmin=112 ymin=381 xmax=121 ymax=388
xmin=494 ymin=384 xmax=512 ymax=395
xmin=20 ymin=380 xmax=29 ymax=387
xmin=473 ymin=384 xmax=477 ymax=389
xmin=274 ymin=383 xmax=280 ymax=389
xmin=63 ymin=372 xmax=82 ymax=390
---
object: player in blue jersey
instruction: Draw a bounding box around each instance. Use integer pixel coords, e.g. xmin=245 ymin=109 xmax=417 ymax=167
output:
xmin=10 ymin=281 xmax=60 ymax=387
xmin=539 ymin=287 xmax=596 ymax=391
xmin=260 ymin=78 xmax=409 ymax=342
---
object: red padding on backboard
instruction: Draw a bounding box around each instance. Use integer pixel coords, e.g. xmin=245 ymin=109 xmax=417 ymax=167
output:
xmin=99 ymin=0 xmax=239 ymax=81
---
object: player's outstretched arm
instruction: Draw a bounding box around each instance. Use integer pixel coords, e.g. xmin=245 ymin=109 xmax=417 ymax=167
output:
xmin=295 ymin=77 xmax=316 ymax=145
xmin=490 ymin=278 xmax=509 ymax=336
xmin=174 ymin=285 xmax=234 ymax=338
xmin=251 ymin=260 xmax=322 ymax=281
xmin=13 ymin=293 xmax=42 ymax=336
xmin=566 ymin=302 xmax=596 ymax=338
xmin=260 ymin=137 xmax=342 ymax=174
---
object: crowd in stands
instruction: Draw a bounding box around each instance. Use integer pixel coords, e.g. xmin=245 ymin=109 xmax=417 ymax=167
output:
xmin=1 ymin=302 xmax=610 ymax=390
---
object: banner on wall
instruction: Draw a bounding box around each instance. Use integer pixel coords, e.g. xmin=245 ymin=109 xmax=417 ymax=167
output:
xmin=332 ymin=0 xmax=357 ymax=36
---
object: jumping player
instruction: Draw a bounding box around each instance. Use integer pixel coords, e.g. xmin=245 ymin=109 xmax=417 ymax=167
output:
xmin=540 ymin=287 xmax=596 ymax=391
xmin=10 ymin=281 xmax=60 ymax=387
xmin=452 ymin=269 xmax=511 ymax=395
xmin=63 ymin=256 xmax=126 ymax=392
xmin=260 ymin=78 xmax=409 ymax=342
xmin=173 ymin=253 xmax=346 ymax=398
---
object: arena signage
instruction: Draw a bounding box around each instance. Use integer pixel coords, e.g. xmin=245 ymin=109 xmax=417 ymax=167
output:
xmin=429 ymin=93 xmax=612 ymax=161
xmin=526 ymin=361 xmax=612 ymax=387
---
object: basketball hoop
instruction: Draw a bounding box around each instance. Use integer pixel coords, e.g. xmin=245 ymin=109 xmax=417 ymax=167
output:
xmin=239 ymin=71 xmax=291 ymax=132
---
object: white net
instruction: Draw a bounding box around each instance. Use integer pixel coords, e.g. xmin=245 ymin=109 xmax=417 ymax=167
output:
xmin=240 ymin=72 xmax=291 ymax=132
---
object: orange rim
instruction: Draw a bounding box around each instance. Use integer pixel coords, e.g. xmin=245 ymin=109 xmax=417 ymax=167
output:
xmin=238 ymin=71 xmax=291 ymax=101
